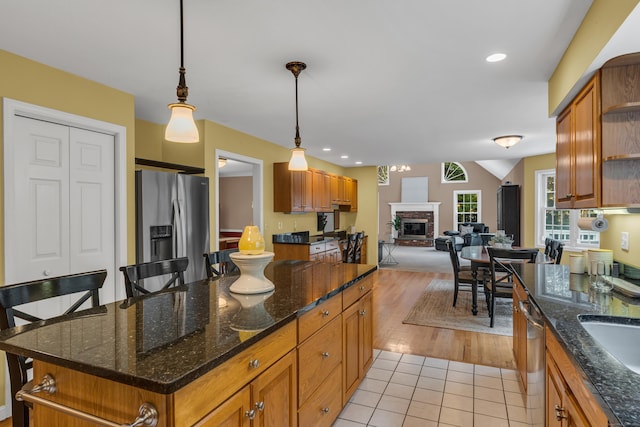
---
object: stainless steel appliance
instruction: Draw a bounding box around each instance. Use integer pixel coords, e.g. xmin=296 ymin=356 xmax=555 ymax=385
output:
xmin=519 ymin=297 xmax=545 ymax=426
xmin=135 ymin=170 xmax=210 ymax=287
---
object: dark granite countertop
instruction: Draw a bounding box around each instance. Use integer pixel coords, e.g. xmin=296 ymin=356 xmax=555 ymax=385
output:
xmin=0 ymin=260 xmax=377 ymax=394
xmin=517 ymin=264 xmax=640 ymax=427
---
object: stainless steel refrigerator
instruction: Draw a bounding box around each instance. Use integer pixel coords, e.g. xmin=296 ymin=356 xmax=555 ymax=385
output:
xmin=135 ymin=170 xmax=210 ymax=288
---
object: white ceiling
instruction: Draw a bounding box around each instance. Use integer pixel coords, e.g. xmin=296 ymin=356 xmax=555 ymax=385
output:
xmin=2 ymin=0 xmax=636 ymax=171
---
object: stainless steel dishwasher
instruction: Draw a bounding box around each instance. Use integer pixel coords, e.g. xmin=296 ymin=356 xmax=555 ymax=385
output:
xmin=519 ymin=298 xmax=545 ymax=427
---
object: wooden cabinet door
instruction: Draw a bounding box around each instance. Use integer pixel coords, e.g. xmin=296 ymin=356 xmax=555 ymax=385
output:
xmin=512 ymin=281 xmax=527 ymax=390
xmin=360 ymin=291 xmax=373 ymax=373
xmin=350 ymin=178 xmax=358 ymax=211
xmin=252 ymin=350 xmax=297 ymax=427
xmin=572 ymin=77 xmax=600 ymax=208
xmin=330 ymin=174 xmax=339 ymax=203
xmin=312 ymin=170 xmax=331 ymax=212
xmin=556 ymin=106 xmax=573 ymax=208
xmin=196 ymin=386 xmax=251 ymax=427
xmin=546 ymin=352 xmax=564 ymax=427
xmin=342 ymin=290 xmax=373 ymax=403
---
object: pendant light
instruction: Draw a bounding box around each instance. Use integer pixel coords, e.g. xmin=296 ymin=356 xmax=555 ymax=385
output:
xmin=165 ymin=0 xmax=199 ymax=143
xmin=286 ymin=61 xmax=308 ymax=171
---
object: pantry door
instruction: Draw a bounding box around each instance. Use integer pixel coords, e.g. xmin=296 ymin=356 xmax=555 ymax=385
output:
xmin=4 ymin=111 xmax=118 ymax=316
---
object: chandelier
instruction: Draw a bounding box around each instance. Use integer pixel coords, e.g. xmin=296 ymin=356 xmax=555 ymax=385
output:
xmin=390 ymin=165 xmax=411 ymax=172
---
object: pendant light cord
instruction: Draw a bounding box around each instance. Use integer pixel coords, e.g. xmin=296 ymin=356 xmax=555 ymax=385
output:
xmin=175 ymin=0 xmax=188 ymax=103
xmin=180 ymin=0 xmax=184 ymax=68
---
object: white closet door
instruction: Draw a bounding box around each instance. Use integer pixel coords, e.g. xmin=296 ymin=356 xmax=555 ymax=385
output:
xmin=6 ymin=116 xmax=71 ymax=284
xmin=69 ymin=127 xmax=115 ymax=301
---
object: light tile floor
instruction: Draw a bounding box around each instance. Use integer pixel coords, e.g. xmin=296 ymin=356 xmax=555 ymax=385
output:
xmin=333 ymin=349 xmax=530 ymax=427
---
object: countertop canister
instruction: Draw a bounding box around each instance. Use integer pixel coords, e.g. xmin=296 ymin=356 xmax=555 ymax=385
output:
xmin=569 ymin=254 xmax=584 ymax=274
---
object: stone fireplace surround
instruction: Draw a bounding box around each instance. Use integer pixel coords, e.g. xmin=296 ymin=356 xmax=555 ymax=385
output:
xmin=389 ymin=202 xmax=441 ymax=247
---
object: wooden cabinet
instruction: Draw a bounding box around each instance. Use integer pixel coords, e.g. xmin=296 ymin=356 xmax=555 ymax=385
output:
xmin=32 ymin=321 xmax=298 ymax=427
xmin=512 ymin=279 xmax=527 ymax=390
xmin=555 ymin=73 xmax=601 ymax=208
xmin=545 ymin=327 xmax=609 ymax=427
xmin=198 ymin=350 xmax=297 ymax=427
xmin=342 ymin=276 xmax=374 ymax=403
xmin=274 ymin=163 xmax=357 ymax=212
xmin=601 ymin=52 xmax=640 ymax=206
xmin=297 ymin=295 xmax=344 ymax=427
xmin=273 ymin=240 xmax=343 ymax=264
xmin=497 ymin=184 xmax=520 ymax=246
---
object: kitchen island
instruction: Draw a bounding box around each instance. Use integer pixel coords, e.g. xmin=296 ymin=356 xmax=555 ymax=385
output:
xmin=517 ymin=263 xmax=640 ymax=427
xmin=0 ymin=260 xmax=377 ymax=426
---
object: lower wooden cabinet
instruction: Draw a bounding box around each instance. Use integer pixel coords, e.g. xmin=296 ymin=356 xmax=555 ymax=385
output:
xmin=297 ymin=363 xmax=343 ymax=427
xmin=342 ymin=290 xmax=373 ymax=403
xmin=545 ymin=327 xmax=608 ymax=427
xmin=197 ymin=350 xmax=297 ymax=427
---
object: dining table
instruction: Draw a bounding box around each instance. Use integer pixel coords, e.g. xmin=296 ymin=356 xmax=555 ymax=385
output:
xmin=459 ymin=245 xmax=553 ymax=315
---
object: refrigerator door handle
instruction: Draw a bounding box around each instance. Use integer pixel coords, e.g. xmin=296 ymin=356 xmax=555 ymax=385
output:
xmin=173 ymin=198 xmax=187 ymax=258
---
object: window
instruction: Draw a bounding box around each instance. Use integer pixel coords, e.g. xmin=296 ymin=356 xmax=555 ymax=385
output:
xmin=453 ymin=190 xmax=481 ymax=228
xmin=377 ymin=165 xmax=390 ymax=185
xmin=535 ymin=169 xmax=600 ymax=249
xmin=441 ymin=162 xmax=468 ymax=183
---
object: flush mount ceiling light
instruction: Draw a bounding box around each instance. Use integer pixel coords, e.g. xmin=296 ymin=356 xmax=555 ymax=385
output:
xmin=493 ymin=135 xmax=522 ymax=149
xmin=286 ymin=61 xmax=308 ymax=171
xmin=486 ymin=53 xmax=507 ymax=62
xmin=390 ymin=165 xmax=411 ymax=172
xmin=165 ymin=0 xmax=199 ymax=143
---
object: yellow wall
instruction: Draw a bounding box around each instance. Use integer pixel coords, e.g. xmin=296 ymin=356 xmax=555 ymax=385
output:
xmin=548 ymin=0 xmax=640 ymax=115
xmin=137 ymin=119 xmax=380 ymax=264
xmin=0 ymin=48 xmax=137 ymax=409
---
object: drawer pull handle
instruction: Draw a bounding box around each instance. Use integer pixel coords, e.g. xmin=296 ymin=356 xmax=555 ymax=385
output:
xmin=321 ymin=310 xmax=330 ymax=317
xmin=359 ymin=285 xmax=365 ymax=291
xmin=245 ymin=409 xmax=256 ymax=420
xmin=16 ymin=374 xmax=159 ymax=427
xmin=322 ymin=407 xmax=330 ymax=414
xmin=255 ymin=401 xmax=265 ymax=411
xmin=249 ymin=359 xmax=260 ymax=369
xmin=43 ymin=269 xmax=51 ymax=277
xmin=321 ymin=351 xmax=330 ymax=359
xmin=360 ymin=309 xmax=366 ymax=316
xmin=554 ymin=405 xmax=567 ymax=420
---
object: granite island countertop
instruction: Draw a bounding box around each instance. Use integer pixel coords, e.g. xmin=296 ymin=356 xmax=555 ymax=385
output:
xmin=0 ymin=260 xmax=377 ymax=394
xmin=517 ymin=263 xmax=640 ymax=427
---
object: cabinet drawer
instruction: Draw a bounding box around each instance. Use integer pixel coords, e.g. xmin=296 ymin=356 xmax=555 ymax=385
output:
xmin=325 ymin=240 xmax=340 ymax=252
xmin=309 ymin=243 xmax=326 ymax=255
xmin=298 ymin=363 xmax=342 ymax=427
xmin=298 ymin=316 xmax=342 ymax=405
xmin=343 ymin=275 xmax=373 ymax=310
xmin=174 ymin=321 xmax=296 ymax=426
xmin=298 ymin=295 xmax=342 ymax=343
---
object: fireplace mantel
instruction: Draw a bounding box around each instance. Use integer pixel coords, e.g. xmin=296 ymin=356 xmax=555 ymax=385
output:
xmin=389 ymin=202 xmax=441 ymax=245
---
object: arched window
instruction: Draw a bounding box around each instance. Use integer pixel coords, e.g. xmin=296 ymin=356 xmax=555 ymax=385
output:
xmin=441 ymin=162 xmax=468 ymax=183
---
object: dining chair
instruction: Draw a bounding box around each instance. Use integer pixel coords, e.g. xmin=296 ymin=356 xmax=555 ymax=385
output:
xmin=486 ymin=247 xmax=538 ymax=327
xmin=446 ymin=238 xmax=478 ymax=307
xmin=343 ymin=233 xmax=358 ymax=263
xmin=549 ymin=240 xmax=564 ymax=264
xmin=203 ymin=248 xmax=239 ymax=278
xmin=119 ymin=257 xmax=189 ymax=298
xmin=353 ymin=231 xmax=365 ymax=263
xmin=0 ymin=269 xmax=107 ymax=427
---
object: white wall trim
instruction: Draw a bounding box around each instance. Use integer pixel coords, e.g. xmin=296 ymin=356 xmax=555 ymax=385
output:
xmin=214 ymin=149 xmax=264 ymax=249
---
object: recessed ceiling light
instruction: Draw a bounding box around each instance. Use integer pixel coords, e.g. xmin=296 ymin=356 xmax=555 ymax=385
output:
xmin=341 ymin=155 xmax=349 ymax=159
xmin=322 ymin=147 xmax=331 ymax=152
xmin=486 ymin=53 xmax=507 ymax=63
xmin=355 ymin=161 xmax=362 ymax=165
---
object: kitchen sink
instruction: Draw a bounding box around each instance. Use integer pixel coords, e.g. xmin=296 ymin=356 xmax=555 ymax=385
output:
xmin=578 ymin=315 xmax=640 ymax=375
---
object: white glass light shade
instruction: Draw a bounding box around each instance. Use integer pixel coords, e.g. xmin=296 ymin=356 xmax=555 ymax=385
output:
xmin=492 ymin=135 xmax=522 ymax=149
xmin=288 ymin=147 xmax=308 ymax=171
xmin=165 ymin=103 xmax=199 ymax=143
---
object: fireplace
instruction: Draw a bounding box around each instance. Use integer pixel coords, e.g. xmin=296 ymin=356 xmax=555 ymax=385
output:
xmin=400 ymin=218 xmax=430 ymax=239
xmin=389 ymin=202 xmax=441 ymax=247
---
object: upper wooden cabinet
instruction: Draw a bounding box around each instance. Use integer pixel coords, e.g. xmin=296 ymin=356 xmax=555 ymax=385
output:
xmin=273 ymin=163 xmax=357 ymax=212
xmin=555 ymin=73 xmax=601 ymax=209
xmin=600 ymin=53 xmax=640 ymax=206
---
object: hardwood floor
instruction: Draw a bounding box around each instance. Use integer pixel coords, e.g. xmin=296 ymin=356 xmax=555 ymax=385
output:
xmin=373 ymin=269 xmax=516 ymax=370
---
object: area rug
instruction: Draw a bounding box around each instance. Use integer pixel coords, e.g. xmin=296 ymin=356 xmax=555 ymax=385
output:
xmin=402 ymin=279 xmax=513 ymax=336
